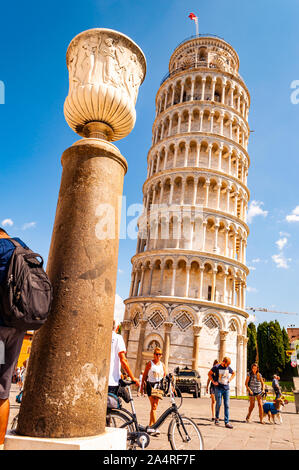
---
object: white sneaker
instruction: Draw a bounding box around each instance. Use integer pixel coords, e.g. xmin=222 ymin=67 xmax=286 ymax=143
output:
xmin=147 ymin=428 xmax=156 ymax=435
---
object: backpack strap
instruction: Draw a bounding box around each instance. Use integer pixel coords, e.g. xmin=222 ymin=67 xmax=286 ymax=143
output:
xmin=8 ymin=238 xmax=23 ymax=248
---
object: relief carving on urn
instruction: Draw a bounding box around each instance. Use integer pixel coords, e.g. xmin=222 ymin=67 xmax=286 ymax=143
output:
xmin=64 ymin=28 xmax=146 ymax=141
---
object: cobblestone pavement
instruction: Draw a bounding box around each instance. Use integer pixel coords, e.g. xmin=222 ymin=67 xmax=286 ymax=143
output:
xmin=7 ymin=385 xmax=299 ymax=451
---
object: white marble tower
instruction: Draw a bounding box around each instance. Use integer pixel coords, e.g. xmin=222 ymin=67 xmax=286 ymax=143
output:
xmin=123 ymin=34 xmax=250 ymax=395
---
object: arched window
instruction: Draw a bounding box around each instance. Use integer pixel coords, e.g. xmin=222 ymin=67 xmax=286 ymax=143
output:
xmin=203 ymin=314 xmax=220 ymax=330
xmin=147 ymin=340 xmax=161 ymax=351
xmin=148 ymin=310 xmax=164 ymax=329
xmin=174 ymin=311 xmax=194 ymax=331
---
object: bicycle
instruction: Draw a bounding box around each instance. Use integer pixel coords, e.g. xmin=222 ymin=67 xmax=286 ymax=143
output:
xmin=106 ymin=374 xmax=204 ymax=450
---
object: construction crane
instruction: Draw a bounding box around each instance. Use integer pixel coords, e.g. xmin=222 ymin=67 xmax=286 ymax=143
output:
xmin=246 ymin=307 xmax=299 ymax=316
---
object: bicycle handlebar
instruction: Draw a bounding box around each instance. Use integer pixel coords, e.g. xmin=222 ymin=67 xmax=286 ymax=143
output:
xmin=119 ymin=378 xmax=137 ymax=387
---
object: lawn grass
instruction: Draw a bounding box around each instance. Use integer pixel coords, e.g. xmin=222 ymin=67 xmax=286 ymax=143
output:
xmin=232 ymin=395 xmax=295 ymax=402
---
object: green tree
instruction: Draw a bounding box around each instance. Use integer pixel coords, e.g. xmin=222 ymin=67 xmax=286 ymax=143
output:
xmin=247 ymin=322 xmax=257 ymax=370
xmin=268 ymin=320 xmax=285 ymax=376
xmin=256 ymin=321 xmax=291 ymax=379
xmin=257 ymin=322 xmax=271 ymax=378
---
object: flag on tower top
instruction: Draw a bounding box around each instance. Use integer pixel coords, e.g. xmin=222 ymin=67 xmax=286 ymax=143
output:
xmin=188 ymin=12 xmax=199 ymax=35
xmin=188 ymin=12 xmax=198 ymax=22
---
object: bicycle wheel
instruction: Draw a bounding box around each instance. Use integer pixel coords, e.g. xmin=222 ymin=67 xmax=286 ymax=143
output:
xmin=106 ymin=410 xmax=135 ymax=449
xmin=168 ymin=416 xmax=204 ymax=450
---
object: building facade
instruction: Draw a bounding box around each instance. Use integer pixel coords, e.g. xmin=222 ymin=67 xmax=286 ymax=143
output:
xmin=123 ymin=34 xmax=251 ymax=395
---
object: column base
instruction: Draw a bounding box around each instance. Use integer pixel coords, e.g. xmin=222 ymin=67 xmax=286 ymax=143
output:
xmin=4 ymin=428 xmax=126 ymax=451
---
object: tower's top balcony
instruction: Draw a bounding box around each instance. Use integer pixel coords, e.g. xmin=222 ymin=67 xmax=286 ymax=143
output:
xmin=161 ymin=34 xmax=243 ymax=86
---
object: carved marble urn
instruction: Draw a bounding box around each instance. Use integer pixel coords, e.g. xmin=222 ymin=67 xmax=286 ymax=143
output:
xmin=64 ymin=28 xmax=146 ymax=141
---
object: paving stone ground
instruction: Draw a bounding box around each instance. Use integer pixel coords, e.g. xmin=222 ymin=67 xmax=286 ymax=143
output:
xmin=7 ymin=385 xmax=299 ymax=451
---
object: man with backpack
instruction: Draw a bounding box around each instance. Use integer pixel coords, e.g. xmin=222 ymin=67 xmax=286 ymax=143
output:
xmin=0 ymin=226 xmax=52 ymax=449
xmin=0 ymin=227 xmax=28 ymax=450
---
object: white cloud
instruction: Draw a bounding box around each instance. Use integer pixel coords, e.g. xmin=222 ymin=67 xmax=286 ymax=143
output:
xmin=248 ymin=266 xmax=256 ymax=271
xmin=286 ymin=206 xmax=299 ymax=223
xmin=118 ymin=269 xmax=124 ymax=274
xmin=1 ymin=218 xmax=14 ymax=227
xmin=247 ymin=201 xmax=268 ymax=223
xmin=114 ymin=294 xmax=125 ymax=325
xmin=251 ymin=258 xmax=261 ymax=263
xmin=272 ymin=253 xmax=291 ymax=269
xmin=22 ymin=222 xmax=36 ymax=230
xmin=247 ymin=286 xmax=258 ymax=293
xmin=276 ymin=236 xmax=288 ymax=251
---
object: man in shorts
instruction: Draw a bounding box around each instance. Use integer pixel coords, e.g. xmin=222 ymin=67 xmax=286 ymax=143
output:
xmin=0 ymin=228 xmax=27 ymax=450
xmin=108 ymin=320 xmax=139 ymax=395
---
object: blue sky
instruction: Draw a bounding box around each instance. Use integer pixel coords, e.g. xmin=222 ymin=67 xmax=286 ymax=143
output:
xmin=0 ymin=0 xmax=299 ymax=329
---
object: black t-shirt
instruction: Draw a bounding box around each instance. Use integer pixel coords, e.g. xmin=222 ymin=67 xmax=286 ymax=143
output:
xmin=211 ymin=364 xmax=234 ymax=390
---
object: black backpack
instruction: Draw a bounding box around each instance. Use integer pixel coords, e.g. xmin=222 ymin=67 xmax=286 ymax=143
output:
xmin=0 ymin=239 xmax=53 ymax=331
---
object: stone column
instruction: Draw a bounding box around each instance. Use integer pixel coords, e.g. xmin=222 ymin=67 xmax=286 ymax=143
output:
xmin=171 ymin=265 xmax=177 ymax=296
xmin=192 ymin=326 xmax=202 ymax=371
xmin=185 ymin=265 xmax=191 ymax=297
xmin=199 ymin=266 xmax=204 ymax=299
xmin=122 ymin=320 xmax=132 ymax=349
xmin=205 ymin=180 xmax=210 ymax=206
xmin=211 ymin=77 xmax=216 ymax=102
xmin=17 ymin=28 xmax=146 ymax=439
xmin=202 ymin=221 xmax=207 ymax=251
xmin=163 ymin=322 xmax=173 ymax=372
xmin=193 ymin=176 xmax=199 ymax=205
xmin=208 ymin=144 xmax=212 ymax=168
xmin=210 ymin=111 xmax=214 ymax=133
xmin=135 ymin=319 xmax=148 ymax=377
xmin=199 ymin=110 xmax=204 ymax=131
xmin=211 ymin=268 xmax=217 ymax=301
xmin=201 ymin=78 xmax=206 ymax=100
xmin=139 ymin=266 xmax=146 ymax=296
xmin=180 ymin=82 xmax=184 ymax=103
xmin=219 ymin=330 xmax=228 ymax=361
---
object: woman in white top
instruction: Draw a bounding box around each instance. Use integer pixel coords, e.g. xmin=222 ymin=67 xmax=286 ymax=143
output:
xmin=141 ymin=347 xmax=166 ymax=433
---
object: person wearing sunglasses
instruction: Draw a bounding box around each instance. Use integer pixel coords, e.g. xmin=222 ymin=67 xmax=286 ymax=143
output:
xmin=141 ymin=347 xmax=166 ymax=436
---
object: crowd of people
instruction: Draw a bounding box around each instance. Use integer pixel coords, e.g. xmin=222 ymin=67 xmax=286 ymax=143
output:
xmin=108 ymin=322 xmax=285 ymax=432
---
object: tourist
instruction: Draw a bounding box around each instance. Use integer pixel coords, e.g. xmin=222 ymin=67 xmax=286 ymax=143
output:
xmin=272 ymin=374 xmax=282 ymax=399
xmin=108 ymin=320 xmax=139 ymax=396
xmin=206 ymin=359 xmax=219 ymax=421
xmin=245 ymin=363 xmax=265 ymax=424
xmin=0 ymin=228 xmax=28 ymax=450
xmin=208 ymin=356 xmax=235 ymax=429
xmin=141 ymin=347 xmax=166 ymax=435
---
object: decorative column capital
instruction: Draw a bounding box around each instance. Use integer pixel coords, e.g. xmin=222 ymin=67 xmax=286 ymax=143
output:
xmin=237 ymin=334 xmax=244 ymax=345
xmin=140 ymin=318 xmax=148 ymax=329
xmin=220 ymin=330 xmax=229 ymax=341
xmin=164 ymin=322 xmax=174 ymax=333
xmin=193 ymin=325 xmax=202 ymax=337
xmin=121 ymin=320 xmax=132 ymax=331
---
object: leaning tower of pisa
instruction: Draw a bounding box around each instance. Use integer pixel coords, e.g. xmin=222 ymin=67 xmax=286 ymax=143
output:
xmin=123 ymin=34 xmax=250 ymax=395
